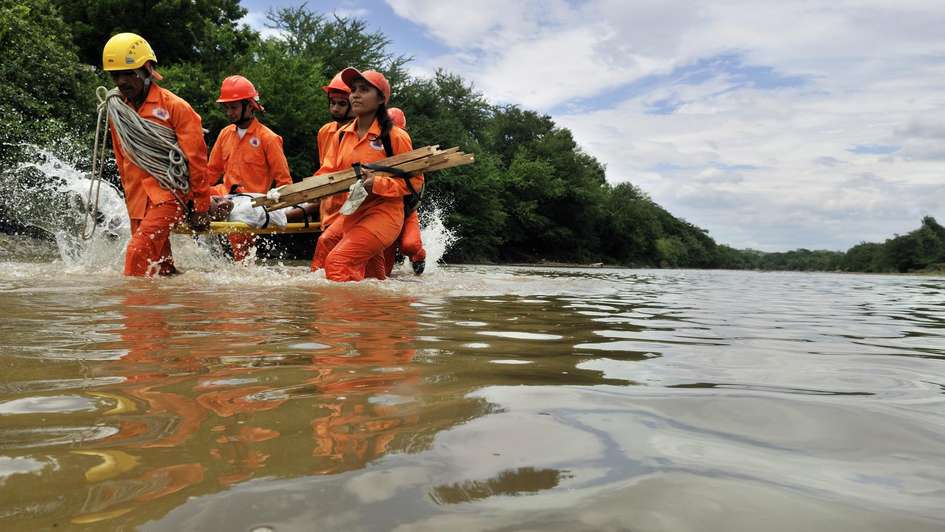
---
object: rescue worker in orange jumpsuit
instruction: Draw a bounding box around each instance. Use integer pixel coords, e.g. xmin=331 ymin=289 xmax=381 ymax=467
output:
xmin=316 ymin=72 xmax=354 ymax=167
xmin=307 ymin=72 xmax=356 ymax=270
xmin=102 ymin=33 xmax=210 ymax=276
xmin=208 ymin=75 xmax=293 ymax=261
xmin=313 ymin=68 xmax=423 ymax=282
xmin=383 ymin=107 xmax=427 ymax=275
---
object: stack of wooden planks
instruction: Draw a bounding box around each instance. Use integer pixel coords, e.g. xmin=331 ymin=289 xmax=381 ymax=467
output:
xmin=252 ymin=145 xmax=474 ymax=211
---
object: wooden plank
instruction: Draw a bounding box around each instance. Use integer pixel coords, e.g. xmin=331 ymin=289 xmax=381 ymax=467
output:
xmin=253 ymin=145 xmax=475 ymax=210
xmin=262 ymin=157 xmax=431 ymax=209
xmin=259 ymin=146 xmax=443 ymax=197
xmin=265 ymin=156 xmax=442 ymax=209
xmin=426 ymin=153 xmax=476 ymax=172
xmin=262 ymin=181 xmax=355 ymax=211
xmin=299 ymin=145 xmax=440 ymax=182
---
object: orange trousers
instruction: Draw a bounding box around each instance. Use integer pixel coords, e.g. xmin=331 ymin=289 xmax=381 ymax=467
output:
xmin=125 ymin=201 xmax=182 ymax=276
xmin=320 ymin=215 xmax=400 ymax=282
xmin=310 ymin=221 xmax=342 ymax=272
xmin=312 ymin=220 xmax=386 ymax=279
xmin=383 ymin=211 xmax=426 ymax=275
xmin=400 ymin=210 xmax=426 ymax=262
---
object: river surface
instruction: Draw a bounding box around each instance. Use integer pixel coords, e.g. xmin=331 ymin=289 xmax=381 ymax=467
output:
xmin=0 ymin=252 xmax=943 ymax=531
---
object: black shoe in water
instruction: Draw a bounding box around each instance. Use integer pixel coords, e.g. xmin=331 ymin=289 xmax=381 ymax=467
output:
xmin=411 ymin=260 xmax=425 ymax=275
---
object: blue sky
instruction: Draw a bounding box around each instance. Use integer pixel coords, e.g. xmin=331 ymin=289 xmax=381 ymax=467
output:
xmin=240 ymin=1 xmax=945 ymax=251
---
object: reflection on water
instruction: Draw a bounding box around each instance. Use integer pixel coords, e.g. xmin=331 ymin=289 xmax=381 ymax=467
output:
xmin=0 ymin=265 xmax=943 ymax=531
xmin=431 ymin=467 xmax=570 ymax=504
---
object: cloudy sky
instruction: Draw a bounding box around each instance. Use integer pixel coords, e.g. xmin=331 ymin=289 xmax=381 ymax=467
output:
xmin=241 ymin=0 xmax=945 ymax=251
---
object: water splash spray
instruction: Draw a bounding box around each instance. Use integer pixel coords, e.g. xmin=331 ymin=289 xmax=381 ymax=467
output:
xmin=390 ymin=199 xmax=457 ymax=276
xmin=0 ymin=145 xmax=129 ymax=269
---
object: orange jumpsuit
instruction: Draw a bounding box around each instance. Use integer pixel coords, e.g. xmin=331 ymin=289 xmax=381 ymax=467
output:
xmin=309 ymin=121 xmax=348 ymax=271
xmin=109 ymin=83 xmax=210 ymax=276
xmin=314 ymin=119 xmax=422 ymax=281
xmin=315 ymin=120 xmax=348 ymax=231
xmin=207 ymin=119 xmax=292 ymax=260
xmin=384 ymin=210 xmax=427 ymax=275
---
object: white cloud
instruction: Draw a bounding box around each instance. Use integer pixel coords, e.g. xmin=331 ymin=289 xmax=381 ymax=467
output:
xmin=334 ymin=8 xmax=370 ymax=19
xmin=240 ymin=10 xmax=289 ymax=40
xmin=385 ymin=0 xmax=945 ymax=250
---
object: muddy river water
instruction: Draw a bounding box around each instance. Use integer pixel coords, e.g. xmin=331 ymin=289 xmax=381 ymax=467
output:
xmin=0 ymin=254 xmax=943 ymax=531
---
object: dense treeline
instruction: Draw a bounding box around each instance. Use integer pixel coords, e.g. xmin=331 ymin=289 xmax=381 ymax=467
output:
xmin=2 ymin=1 xmax=941 ymax=272
xmin=714 ymin=217 xmax=945 ymax=273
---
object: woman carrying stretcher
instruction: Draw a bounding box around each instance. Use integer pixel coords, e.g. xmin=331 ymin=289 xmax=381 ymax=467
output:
xmin=311 ymin=68 xmax=423 ymax=282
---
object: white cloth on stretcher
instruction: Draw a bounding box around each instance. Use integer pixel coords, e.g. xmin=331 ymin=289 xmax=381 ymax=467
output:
xmin=226 ymin=193 xmax=289 ymax=228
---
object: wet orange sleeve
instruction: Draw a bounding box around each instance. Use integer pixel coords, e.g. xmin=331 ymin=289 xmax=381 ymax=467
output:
xmin=171 ymin=101 xmax=211 ymax=213
xmin=265 ymin=134 xmax=293 ymax=188
xmin=316 ymin=122 xmax=334 ymax=167
xmin=207 ymin=129 xmax=227 ymax=190
xmin=370 ymin=133 xmax=424 ymax=198
xmin=109 ymin=127 xmax=125 ymax=171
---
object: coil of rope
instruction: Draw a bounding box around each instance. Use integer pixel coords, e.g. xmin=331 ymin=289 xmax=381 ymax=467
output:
xmin=83 ymin=86 xmax=190 ymax=239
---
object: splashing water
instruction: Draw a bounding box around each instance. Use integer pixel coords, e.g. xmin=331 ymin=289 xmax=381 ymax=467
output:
xmin=0 ymin=146 xmax=129 ymax=269
xmin=0 ymin=146 xmax=243 ymax=275
xmin=418 ymin=203 xmax=457 ymax=273
xmin=390 ymin=202 xmax=457 ymax=277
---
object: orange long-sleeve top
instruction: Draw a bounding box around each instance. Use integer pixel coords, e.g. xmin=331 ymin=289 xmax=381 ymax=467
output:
xmin=109 ymin=83 xmax=210 ymax=219
xmin=316 ymin=118 xmax=422 ymax=235
xmin=316 ymin=120 xmax=343 ymax=165
xmin=316 ymin=120 xmax=346 ymax=229
xmin=207 ymin=119 xmax=293 ymax=196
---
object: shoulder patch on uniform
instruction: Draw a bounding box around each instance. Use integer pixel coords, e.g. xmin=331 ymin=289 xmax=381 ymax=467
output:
xmin=369 ymin=137 xmax=384 ymax=151
xmin=249 ymin=136 xmax=261 ymax=148
xmin=152 ymin=107 xmax=169 ymax=120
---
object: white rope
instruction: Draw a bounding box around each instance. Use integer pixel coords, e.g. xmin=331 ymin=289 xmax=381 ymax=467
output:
xmin=81 ymin=88 xmax=112 ymax=240
xmin=84 ymin=86 xmax=193 ymax=239
xmin=102 ymin=86 xmax=191 ymax=195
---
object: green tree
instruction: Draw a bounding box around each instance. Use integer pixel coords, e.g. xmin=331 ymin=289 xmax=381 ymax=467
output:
xmin=600 ymin=183 xmax=661 ymax=264
xmin=655 ymin=237 xmax=687 ymax=267
xmin=843 ymin=242 xmax=885 ymax=272
xmin=264 ymin=7 xmax=409 ymax=87
xmin=52 ymin=0 xmax=255 ymax=70
xmin=0 ymin=0 xmax=97 ymax=148
xmin=881 ymin=217 xmax=945 ymax=272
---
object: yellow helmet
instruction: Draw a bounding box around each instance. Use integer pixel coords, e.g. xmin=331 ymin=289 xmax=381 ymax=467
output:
xmin=102 ymin=32 xmax=157 ymax=71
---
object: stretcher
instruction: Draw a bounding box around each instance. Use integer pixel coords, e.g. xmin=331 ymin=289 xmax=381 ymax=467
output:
xmin=173 ymin=221 xmax=321 ymax=235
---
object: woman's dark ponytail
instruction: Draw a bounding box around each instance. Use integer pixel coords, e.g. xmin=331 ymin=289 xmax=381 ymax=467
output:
xmin=376 ymin=102 xmax=392 ymax=138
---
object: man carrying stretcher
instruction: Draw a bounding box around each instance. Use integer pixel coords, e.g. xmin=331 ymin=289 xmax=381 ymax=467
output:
xmin=206 ymin=75 xmax=294 ymax=261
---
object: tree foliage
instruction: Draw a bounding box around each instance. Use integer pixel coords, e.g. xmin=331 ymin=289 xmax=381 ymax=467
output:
xmin=51 ymin=0 xmax=255 ymax=69
xmin=712 ymin=217 xmax=945 ymax=273
xmin=0 ymin=0 xmax=97 ymax=149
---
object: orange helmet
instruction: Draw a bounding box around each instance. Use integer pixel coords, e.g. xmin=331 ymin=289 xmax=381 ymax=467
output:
xmin=340 ymin=67 xmax=391 ymax=103
xmin=322 ymin=72 xmax=350 ymax=95
xmin=217 ymin=75 xmax=263 ymax=111
xmin=388 ymin=107 xmax=406 ymax=129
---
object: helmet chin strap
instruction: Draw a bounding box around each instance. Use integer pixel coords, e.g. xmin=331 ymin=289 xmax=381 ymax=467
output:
xmin=232 ymin=100 xmax=253 ymax=128
xmin=135 ymin=67 xmax=152 ymax=87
